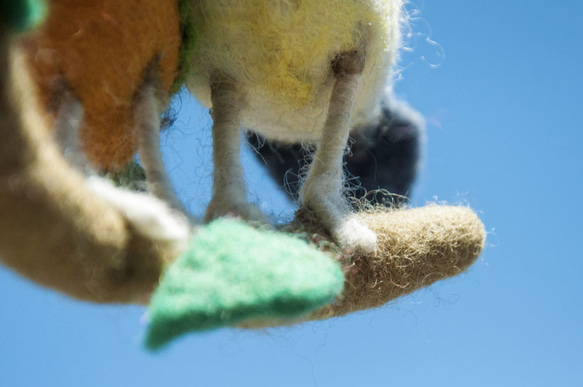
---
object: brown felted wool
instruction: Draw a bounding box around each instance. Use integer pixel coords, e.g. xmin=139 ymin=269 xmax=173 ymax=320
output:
xmin=299 ymin=205 xmax=485 ymax=320
xmin=239 ymin=205 xmax=484 ymax=327
xmin=0 ymin=38 xmax=173 ymax=303
xmin=20 ymin=0 xmax=181 ymax=170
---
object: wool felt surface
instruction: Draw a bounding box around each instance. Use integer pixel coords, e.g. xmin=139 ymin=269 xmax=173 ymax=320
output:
xmin=308 ymin=205 xmax=486 ymax=319
xmin=237 ymin=205 xmax=485 ymax=328
xmin=186 ymin=0 xmax=403 ymax=143
xmin=2 ymin=0 xmax=486 ymax=343
xmin=145 ymin=218 xmax=345 ymax=351
xmin=248 ymin=98 xmax=423 ymax=206
xmin=0 ymin=40 xmax=171 ymax=304
xmin=172 ymin=0 xmax=197 ymax=95
xmin=21 ymin=0 xmax=181 ymax=170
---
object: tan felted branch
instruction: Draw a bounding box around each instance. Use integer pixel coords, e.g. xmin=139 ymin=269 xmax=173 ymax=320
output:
xmin=239 ymin=205 xmax=485 ymax=328
xmin=307 ymin=205 xmax=485 ymax=319
xmin=0 ymin=35 xmax=171 ymax=304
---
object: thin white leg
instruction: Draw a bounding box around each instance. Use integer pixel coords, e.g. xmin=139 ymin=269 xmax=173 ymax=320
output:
xmin=204 ymin=74 xmax=267 ymax=223
xmin=48 ymin=84 xmax=192 ymax=248
xmin=134 ymin=83 xmax=192 ymax=221
xmin=300 ymin=51 xmax=377 ymax=252
xmin=52 ymin=94 xmax=87 ymax=171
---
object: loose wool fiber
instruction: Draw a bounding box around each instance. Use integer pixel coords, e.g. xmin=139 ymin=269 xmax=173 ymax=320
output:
xmin=21 ymin=0 xmax=181 ymax=170
xmin=187 ymin=0 xmax=404 ymax=142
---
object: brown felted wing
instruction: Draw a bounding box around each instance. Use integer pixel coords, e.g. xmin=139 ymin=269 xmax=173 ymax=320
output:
xmin=21 ymin=0 xmax=181 ymax=170
xmin=0 ymin=38 xmax=174 ymax=304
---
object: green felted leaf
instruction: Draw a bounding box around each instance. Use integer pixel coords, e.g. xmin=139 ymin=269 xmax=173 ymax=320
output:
xmin=145 ymin=218 xmax=344 ymax=351
xmin=0 ymin=0 xmax=47 ymax=32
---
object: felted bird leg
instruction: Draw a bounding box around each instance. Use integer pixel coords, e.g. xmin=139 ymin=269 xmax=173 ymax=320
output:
xmin=51 ymin=91 xmax=87 ymax=170
xmin=41 ymin=61 xmax=191 ymax=254
xmin=247 ymin=96 xmax=424 ymax=208
xmin=300 ymin=50 xmax=376 ymax=252
xmin=204 ymin=74 xmax=268 ymax=223
xmin=134 ymin=70 xmax=191 ymax=218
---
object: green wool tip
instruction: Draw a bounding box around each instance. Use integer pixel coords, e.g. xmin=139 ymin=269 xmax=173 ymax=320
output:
xmin=145 ymin=219 xmax=344 ymax=351
xmin=169 ymin=0 xmax=198 ymax=95
xmin=0 ymin=0 xmax=47 ymax=32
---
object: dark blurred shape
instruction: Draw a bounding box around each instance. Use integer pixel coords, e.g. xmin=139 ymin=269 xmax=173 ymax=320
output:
xmin=248 ymin=98 xmax=424 ymax=207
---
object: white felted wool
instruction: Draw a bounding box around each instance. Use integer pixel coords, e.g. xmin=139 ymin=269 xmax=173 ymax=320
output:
xmin=85 ymin=176 xmax=191 ymax=253
xmin=186 ymin=0 xmax=403 ymax=143
xmin=298 ymin=50 xmax=377 ymax=252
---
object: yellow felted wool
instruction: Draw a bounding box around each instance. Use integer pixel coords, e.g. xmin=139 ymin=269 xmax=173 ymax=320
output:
xmin=186 ymin=0 xmax=403 ymax=143
xmin=21 ymin=0 xmax=181 ymax=170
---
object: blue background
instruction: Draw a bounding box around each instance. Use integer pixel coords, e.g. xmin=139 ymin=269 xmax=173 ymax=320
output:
xmin=2 ymin=1 xmax=582 ymax=386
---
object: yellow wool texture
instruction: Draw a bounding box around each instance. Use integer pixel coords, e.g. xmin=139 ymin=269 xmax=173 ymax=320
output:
xmin=189 ymin=0 xmax=402 ymax=109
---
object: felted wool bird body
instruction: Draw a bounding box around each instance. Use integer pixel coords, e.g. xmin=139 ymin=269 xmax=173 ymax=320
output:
xmin=187 ymin=0 xmax=401 ymax=142
xmin=188 ymin=0 xmax=405 ymax=252
xmin=21 ymin=0 xmax=406 ymax=253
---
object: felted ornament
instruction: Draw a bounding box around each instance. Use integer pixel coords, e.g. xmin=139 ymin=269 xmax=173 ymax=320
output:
xmin=0 ymin=0 xmax=486 ymax=351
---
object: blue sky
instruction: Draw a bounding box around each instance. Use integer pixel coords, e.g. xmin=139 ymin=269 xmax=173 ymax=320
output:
xmin=1 ymin=1 xmax=582 ymax=386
